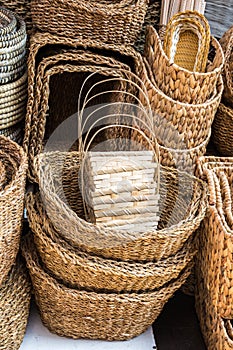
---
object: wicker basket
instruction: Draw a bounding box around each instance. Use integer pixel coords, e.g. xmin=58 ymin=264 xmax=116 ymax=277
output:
xmin=0 ymin=256 xmax=31 ymax=350
xmin=137 ymin=55 xmax=223 ymax=148
xmin=26 ymin=191 xmax=197 ymax=292
xmin=144 ymin=26 xmax=224 ymax=104
xmin=0 ymin=136 xmax=27 ymax=285
xmin=34 ymin=150 xmax=207 ymax=262
xmin=0 ymin=122 xmax=23 ymax=144
xmin=220 ymin=25 xmax=233 ymax=108
xmin=163 ymin=11 xmax=211 ymax=73
xmin=212 ymin=103 xmax=233 ymax=156
xmin=22 ymin=234 xmax=193 ymax=341
xmin=0 ymin=0 xmax=32 ymax=33
xmin=30 ymin=0 xmax=148 ymax=46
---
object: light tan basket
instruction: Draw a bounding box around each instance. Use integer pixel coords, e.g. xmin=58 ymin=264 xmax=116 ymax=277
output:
xmin=22 ymin=233 xmax=193 ymax=341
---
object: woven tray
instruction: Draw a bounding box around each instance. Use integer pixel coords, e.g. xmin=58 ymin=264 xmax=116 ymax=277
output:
xmin=22 ymin=234 xmax=193 ymax=341
xmin=34 ymin=150 xmax=207 ymax=262
xmin=30 ymin=0 xmax=148 ymax=46
xmin=0 ymin=136 xmax=27 ymax=285
xmin=136 ymin=55 xmax=223 ymax=148
xmin=26 ymin=191 xmax=197 ymax=292
xmin=0 ymin=256 xmax=31 ymax=350
xmin=144 ymin=25 xmax=224 ymax=104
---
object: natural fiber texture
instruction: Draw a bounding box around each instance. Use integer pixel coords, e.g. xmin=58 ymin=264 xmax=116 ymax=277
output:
xmin=23 ymin=30 xmax=140 ymax=180
xmin=212 ymin=103 xmax=233 ymax=156
xmin=0 ymin=123 xmax=23 ymax=144
xmin=22 ymin=234 xmax=193 ymax=341
xmin=163 ymin=11 xmax=211 ymax=73
xmin=34 ymin=150 xmax=207 ymax=262
xmin=0 ymin=136 xmax=27 ymax=285
xmin=220 ymin=25 xmax=233 ymax=108
xmin=26 ymin=191 xmax=197 ymax=292
xmin=0 ymin=256 xmax=31 ymax=350
xmin=144 ymin=26 xmax=224 ymax=104
xmin=30 ymin=0 xmax=148 ymax=46
xmin=196 ymin=161 xmax=233 ymax=319
xmin=0 ymin=1 xmax=32 ymax=33
xmin=136 ymin=55 xmax=223 ymax=148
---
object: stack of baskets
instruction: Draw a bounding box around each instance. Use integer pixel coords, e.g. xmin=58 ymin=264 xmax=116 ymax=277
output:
xmin=137 ymin=11 xmax=224 ymax=175
xmin=195 ymin=156 xmax=233 ymax=350
xmin=212 ymin=25 xmax=233 ymax=156
xmin=0 ymin=135 xmax=30 ymax=350
xmin=0 ymin=7 xmax=27 ymax=144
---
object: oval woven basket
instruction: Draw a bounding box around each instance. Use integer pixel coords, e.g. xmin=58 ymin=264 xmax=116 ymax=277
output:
xmin=30 ymin=0 xmax=148 ymax=46
xmin=220 ymin=25 xmax=233 ymax=108
xmin=22 ymin=234 xmax=193 ymax=341
xmin=0 ymin=256 xmax=31 ymax=350
xmin=137 ymin=55 xmax=223 ymax=148
xmin=144 ymin=26 xmax=224 ymax=104
xmin=26 ymin=191 xmax=197 ymax=293
xmin=34 ymin=150 xmax=207 ymax=262
xmin=0 ymin=136 xmax=27 ymax=285
xmin=212 ymin=103 xmax=233 ymax=156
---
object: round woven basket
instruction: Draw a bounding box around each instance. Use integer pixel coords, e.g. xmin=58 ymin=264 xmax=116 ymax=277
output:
xmin=34 ymin=150 xmax=207 ymax=262
xmin=137 ymin=55 xmax=223 ymax=148
xmin=0 ymin=7 xmax=17 ymax=35
xmin=212 ymin=103 xmax=233 ymax=156
xmin=0 ymin=256 xmax=31 ymax=350
xmin=22 ymin=234 xmax=192 ymax=341
xmin=220 ymin=25 xmax=233 ymax=108
xmin=144 ymin=26 xmax=224 ymax=104
xmin=26 ymin=191 xmax=197 ymax=292
xmin=0 ymin=136 xmax=27 ymax=285
xmin=30 ymin=0 xmax=148 ymax=46
xmin=0 ymin=0 xmax=32 ymax=33
xmin=0 ymin=12 xmax=26 ymax=48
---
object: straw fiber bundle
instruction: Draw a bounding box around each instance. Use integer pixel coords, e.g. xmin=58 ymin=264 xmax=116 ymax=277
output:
xmin=144 ymin=25 xmax=224 ymax=104
xmin=0 ymin=257 xmax=31 ymax=350
xmin=0 ymin=136 xmax=27 ymax=285
xmin=30 ymin=0 xmax=148 ymax=46
xmin=26 ymin=191 xmax=198 ymax=292
xmin=34 ymin=150 xmax=207 ymax=262
xmin=22 ymin=234 xmax=193 ymax=341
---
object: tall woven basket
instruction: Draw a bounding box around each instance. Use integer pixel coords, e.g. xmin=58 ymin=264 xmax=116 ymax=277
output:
xmin=0 ymin=136 xmax=27 ymax=285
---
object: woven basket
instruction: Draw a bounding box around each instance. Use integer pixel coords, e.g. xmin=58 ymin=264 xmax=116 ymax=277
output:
xmin=196 ymin=161 xmax=233 ymax=319
xmin=30 ymin=0 xmax=148 ymax=46
xmin=144 ymin=26 xmax=224 ymax=104
xmin=0 ymin=256 xmax=31 ymax=350
xmin=212 ymin=103 xmax=233 ymax=156
xmin=34 ymin=150 xmax=207 ymax=262
xmin=22 ymin=234 xmax=192 ymax=341
xmin=220 ymin=25 xmax=233 ymax=108
xmin=0 ymin=136 xmax=27 ymax=285
xmin=0 ymin=123 xmax=23 ymax=144
xmin=163 ymin=11 xmax=211 ymax=73
xmin=0 ymin=0 xmax=32 ymax=33
xmin=0 ymin=7 xmax=17 ymax=35
xmin=26 ymin=191 xmax=197 ymax=292
xmin=137 ymin=55 xmax=223 ymax=148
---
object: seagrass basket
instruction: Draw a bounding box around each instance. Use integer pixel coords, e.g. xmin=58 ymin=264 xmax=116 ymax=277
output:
xmin=137 ymin=55 xmax=223 ymax=148
xmin=220 ymin=25 xmax=233 ymax=108
xmin=163 ymin=11 xmax=211 ymax=73
xmin=196 ymin=159 xmax=233 ymax=319
xmin=34 ymin=149 xmax=207 ymax=262
xmin=26 ymin=188 xmax=198 ymax=293
xmin=212 ymin=103 xmax=233 ymax=156
xmin=22 ymin=234 xmax=193 ymax=341
xmin=0 ymin=136 xmax=27 ymax=285
xmin=0 ymin=256 xmax=31 ymax=350
xmin=144 ymin=25 xmax=224 ymax=104
xmin=30 ymin=0 xmax=148 ymax=46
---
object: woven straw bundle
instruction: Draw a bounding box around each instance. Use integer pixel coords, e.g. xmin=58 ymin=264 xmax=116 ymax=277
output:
xmin=22 ymin=234 xmax=193 ymax=341
xmin=0 ymin=257 xmax=31 ymax=350
xmin=26 ymin=191 xmax=197 ymax=293
xmin=30 ymin=0 xmax=148 ymax=46
xmin=220 ymin=25 xmax=233 ymax=108
xmin=0 ymin=136 xmax=27 ymax=285
xmin=144 ymin=26 xmax=224 ymax=104
xmin=34 ymin=150 xmax=207 ymax=262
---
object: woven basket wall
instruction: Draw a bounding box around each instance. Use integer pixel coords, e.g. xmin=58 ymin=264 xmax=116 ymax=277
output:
xmin=0 ymin=1 xmax=32 ymax=33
